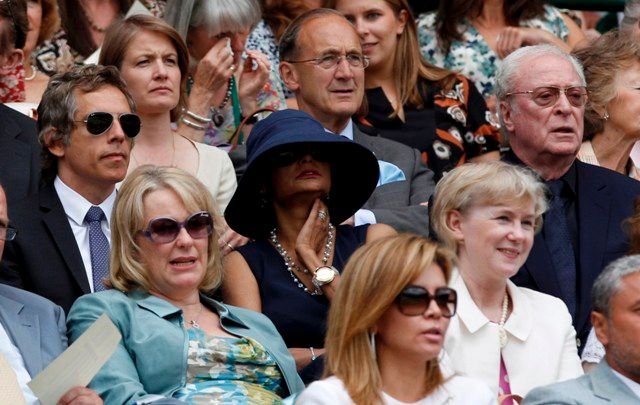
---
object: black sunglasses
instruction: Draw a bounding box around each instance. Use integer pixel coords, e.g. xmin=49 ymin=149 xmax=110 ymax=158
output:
xmin=74 ymin=112 xmax=141 ymax=138
xmin=139 ymin=211 xmax=213 ymax=244
xmin=269 ymin=148 xmax=331 ymax=168
xmin=396 ymin=286 xmax=457 ymax=318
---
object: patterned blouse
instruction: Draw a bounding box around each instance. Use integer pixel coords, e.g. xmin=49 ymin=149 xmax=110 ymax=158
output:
xmin=246 ymin=20 xmax=292 ymax=99
xmin=417 ymin=5 xmax=570 ymax=98
xmin=357 ymin=74 xmax=501 ymax=181
xmin=172 ymin=327 xmax=285 ymax=404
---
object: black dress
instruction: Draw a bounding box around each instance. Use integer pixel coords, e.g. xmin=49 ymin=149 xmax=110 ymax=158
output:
xmin=358 ymin=74 xmax=500 ymax=181
xmin=236 ymin=224 xmax=369 ymax=349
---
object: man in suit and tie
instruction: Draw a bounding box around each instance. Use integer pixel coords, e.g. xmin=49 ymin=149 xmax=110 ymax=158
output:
xmin=0 ymin=64 xmax=139 ymax=313
xmin=496 ymin=44 xmax=640 ymax=351
xmin=278 ymin=8 xmax=434 ymax=236
xmin=524 ymin=255 xmax=640 ymax=404
xmin=0 ymin=0 xmax=41 ymax=203
xmin=0 ymin=183 xmax=102 ymax=404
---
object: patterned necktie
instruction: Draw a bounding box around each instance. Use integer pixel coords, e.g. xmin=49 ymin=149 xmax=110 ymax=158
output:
xmin=544 ymin=179 xmax=577 ymax=317
xmin=0 ymin=352 xmax=27 ymax=405
xmin=85 ymin=206 xmax=109 ymax=292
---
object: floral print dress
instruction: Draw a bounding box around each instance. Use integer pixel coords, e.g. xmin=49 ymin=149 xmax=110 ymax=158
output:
xmin=172 ymin=327 xmax=286 ymax=404
xmin=417 ymin=5 xmax=570 ymax=99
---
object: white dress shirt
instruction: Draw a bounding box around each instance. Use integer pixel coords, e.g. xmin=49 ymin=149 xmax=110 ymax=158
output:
xmin=54 ymin=176 xmax=116 ymax=292
xmin=0 ymin=322 xmax=39 ymax=404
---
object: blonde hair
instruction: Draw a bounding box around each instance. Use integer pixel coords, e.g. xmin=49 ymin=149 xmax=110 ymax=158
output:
xmin=324 ymin=234 xmax=454 ymax=405
xmin=431 ymin=161 xmax=548 ymax=252
xmin=109 ymin=165 xmax=222 ymax=293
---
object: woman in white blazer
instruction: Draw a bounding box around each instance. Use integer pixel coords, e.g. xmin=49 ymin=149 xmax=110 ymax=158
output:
xmin=431 ymin=161 xmax=583 ymax=402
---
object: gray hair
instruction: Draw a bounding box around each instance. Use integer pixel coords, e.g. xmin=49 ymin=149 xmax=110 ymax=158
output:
xmin=279 ymin=8 xmax=347 ymax=62
xmin=592 ymin=255 xmax=640 ymax=316
xmin=163 ymin=0 xmax=261 ymax=40
xmin=37 ymin=64 xmax=136 ymax=181
xmin=621 ymin=0 xmax=640 ymax=33
xmin=494 ymin=44 xmax=586 ymax=101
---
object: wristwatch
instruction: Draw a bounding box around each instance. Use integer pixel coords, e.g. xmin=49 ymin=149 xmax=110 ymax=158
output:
xmin=312 ymin=266 xmax=339 ymax=290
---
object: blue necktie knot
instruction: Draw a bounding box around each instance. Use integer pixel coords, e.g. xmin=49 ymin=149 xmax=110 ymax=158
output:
xmin=85 ymin=206 xmax=105 ymax=224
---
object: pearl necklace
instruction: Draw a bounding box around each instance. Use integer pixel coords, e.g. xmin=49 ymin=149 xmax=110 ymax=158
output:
xmin=498 ymin=290 xmax=509 ymax=349
xmin=270 ymin=223 xmax=335 ymax=296
xmin=24 ymin=65 xmax=37 ymax=81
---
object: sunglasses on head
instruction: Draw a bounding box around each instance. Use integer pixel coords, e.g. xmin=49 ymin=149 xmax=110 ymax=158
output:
xmin=396 ymin=286 xmax=457 ymax=318
xmin=269 ymin=148 xmax=331 ymax=168
xmin=139 ymin=211 xmax=213 ymax=244
xmin=74 ymin=112 xmax=141 ymax=138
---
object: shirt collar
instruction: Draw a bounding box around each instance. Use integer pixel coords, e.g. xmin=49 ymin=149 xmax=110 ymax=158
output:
xmin=450 ymin=270 xmax=532 ymax=341
xmin=130 ymin=290 xmax=248 ymax=328
xmin=324 ymin=120 xmax=354 ymax=140
xmin=54 ymin=176 xmax=116 ymax=226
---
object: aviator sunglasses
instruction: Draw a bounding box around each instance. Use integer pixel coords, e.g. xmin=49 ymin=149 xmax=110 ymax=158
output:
xmin=139 ymin=211 xmax=213 ymax=244
xmin=396 ymin=286 xmax=457 ymax=318
xmin=74 ymin=112 xmax=141 ymax=138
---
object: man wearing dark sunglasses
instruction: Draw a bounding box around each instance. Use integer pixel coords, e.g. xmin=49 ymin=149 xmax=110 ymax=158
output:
xmin=497 ymin=45 xmax=640 ymax=353
xmin=279 ymin=9 xmax=434 ymax=237
xmin=0 ymin=183 xmax=103 ymax=404
xmin=0 ymin=0 xmax=41 ymax=204
xmin=0 ymin=64 xmax=140 ymax=314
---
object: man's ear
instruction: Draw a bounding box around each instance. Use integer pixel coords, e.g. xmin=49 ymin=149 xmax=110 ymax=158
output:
xmin=499 ymin=100 xmax=515 ymax=133
xmin=43 ymin=128 xmax=65 ymax=158
xmin=279 ymin=61 xmax=300 ymax=93
xmin=592 ymin=311 xmax=610 ymax=347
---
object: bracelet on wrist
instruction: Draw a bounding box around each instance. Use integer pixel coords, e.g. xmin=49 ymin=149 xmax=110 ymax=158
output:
xmin=309 ymin=347 xmax=317 ymax=361
xmin=180 ymin=116 xmax=208 ymax=131
xmin=181 ymin=107 xmax=211 ymax=123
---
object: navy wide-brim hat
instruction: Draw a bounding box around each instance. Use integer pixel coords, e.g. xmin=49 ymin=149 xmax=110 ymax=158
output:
xmin=225 ymin=109 xmax=380 ymax=239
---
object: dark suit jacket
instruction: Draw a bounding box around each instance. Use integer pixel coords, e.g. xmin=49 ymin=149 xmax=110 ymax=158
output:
xmin=0 ymin=183 xmax=90 ymax=314
xmin=0 ymin=283 xmax=67 ymax=378
xmin=353 ymin=125 xmax=434 ymax=236
xmin=0 ymin=104 xmax=41 ymax=203
xmin=523 ymin=360 xmax=639 ymax=404
xmin=511 ymin=160 xmax=640 ymax=348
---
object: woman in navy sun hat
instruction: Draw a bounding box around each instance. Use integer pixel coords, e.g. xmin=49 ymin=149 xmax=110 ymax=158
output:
xmin=223 ymin=109 xmax=396 ymax=379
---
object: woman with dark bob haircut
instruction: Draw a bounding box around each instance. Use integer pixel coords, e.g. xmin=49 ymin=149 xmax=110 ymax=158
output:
xmin=223 ymin=109 xmax=395 ymax=376
xmin=67 ymin=165 xmax=303 ymax=404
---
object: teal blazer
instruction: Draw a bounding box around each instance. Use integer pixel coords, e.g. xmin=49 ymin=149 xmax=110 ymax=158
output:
xmin=67 ymin=289 xmax=304 ymax=405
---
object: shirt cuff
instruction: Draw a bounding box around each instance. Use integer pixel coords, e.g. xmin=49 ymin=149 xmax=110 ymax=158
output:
xmin=354 ymin=209 xmax=376 ymax=226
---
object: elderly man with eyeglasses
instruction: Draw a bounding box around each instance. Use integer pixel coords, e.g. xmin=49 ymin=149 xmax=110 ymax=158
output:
xmin=497 ymin=44 xmax=640 ymax=354
xmin=0 ymin=64 xmax=140 ymax=314
xmin=277 ymin=8 xmax=435 ymax=237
